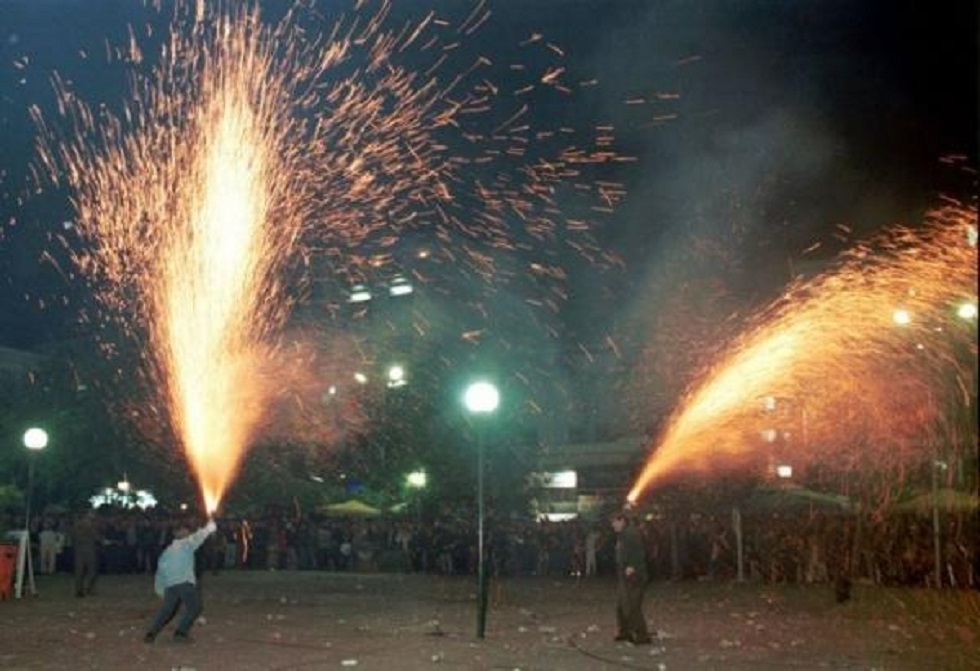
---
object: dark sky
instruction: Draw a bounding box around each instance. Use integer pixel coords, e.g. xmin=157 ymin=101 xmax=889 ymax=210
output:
xmin=0 ymin=0 xmax=976 ymax=350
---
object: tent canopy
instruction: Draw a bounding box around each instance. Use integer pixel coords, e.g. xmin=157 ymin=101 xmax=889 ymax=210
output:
xmin=744 ymin=484 xmax=853 ymax=513
xmin=894 ymin=488 xmax=979 ymax=515
xmin=319 ymin=499 xmax=381 ymax=517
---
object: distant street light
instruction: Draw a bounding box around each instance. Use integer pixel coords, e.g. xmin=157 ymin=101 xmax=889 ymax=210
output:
xmin=464 ymin=382 xmax=500 ymax=415
xmin=463 ymin=381 xmax=499 ymax=640
xmin=23 ymin=428 xmax=48 ymax=451
xmin=23 ymin=427 xmax=48 ymax=532
xmin=387 ymin=364 xmax=407 ymax=388
xmin=20 ymin=427 xmax=48 ymax=598
xmin=406 ymin=469 xmax=427 ymax=489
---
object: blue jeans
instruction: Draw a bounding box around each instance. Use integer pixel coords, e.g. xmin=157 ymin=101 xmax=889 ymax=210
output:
xmin=148 ymin=581 xmax=202 ymax=636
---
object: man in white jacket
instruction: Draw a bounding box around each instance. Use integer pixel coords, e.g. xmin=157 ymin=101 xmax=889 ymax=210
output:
xmin=144 ymin=518 xmax=217 ymax=643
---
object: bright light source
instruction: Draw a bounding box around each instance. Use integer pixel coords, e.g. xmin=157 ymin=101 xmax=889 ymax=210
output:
xmin=348 ymin=284 xmax=372 ymax=303
xmin=538 ymin=512 xmax=578 ymax=522
xmin=328 ymin=385 xmax=337 ymax=395
xmin=354 ymin=372 xmax=368 ymax=384
xmin=892 ymin=309 xmax=912 ymax=325
xmin=957 ymin=302 xmax=977 ymax=320
xmin=387 ymin=364 xmax=407 ymax=388
xmin=407 ymin=470 xmax=427 ymax=488
xmin=541 ymin=470 xmax=577 ymax=488
xmin=23 ymin=427 xmax=48 ymax=450
xmin=464 ymin=381 xmax=499 ymax=414
xmin=118 ymin=478 xmax=131 ymax=492
xmin=389 ymin=276 xmax=413 ymax=297
xmin=776 ymin=464 xmax=793 ymax=479
xmin=90 ymin=487 xmax=157 ymax=510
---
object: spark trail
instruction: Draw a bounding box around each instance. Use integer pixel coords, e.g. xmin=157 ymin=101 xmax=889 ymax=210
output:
xmin=30 ymin=1 xmax=629 ymax=512
xmin=629 ymin=204 xmax=978 ymax=503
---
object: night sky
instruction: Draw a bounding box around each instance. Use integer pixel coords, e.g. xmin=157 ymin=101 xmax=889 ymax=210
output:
xmin=0 ymin=0 xmax=976 ymax=350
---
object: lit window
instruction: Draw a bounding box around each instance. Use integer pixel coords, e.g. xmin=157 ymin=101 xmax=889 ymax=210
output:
xmin=389 ymin=276 xmax=414 ymax=297
xmin=348 ymin=284 xmax=372 ymax=303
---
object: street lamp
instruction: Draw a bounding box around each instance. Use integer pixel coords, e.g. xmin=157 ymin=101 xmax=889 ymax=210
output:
xmin=387 ymin=364 xmax=407 ymax=388
xmin=23 ymin=428 xmax=48 ymax=532
xmin=19 ymin=427 xmax=47 ymax=599
xmin=463 ymin=381 xmax=499 ymax=639
xmin=406 ymin=469 xmax=427 ymax=489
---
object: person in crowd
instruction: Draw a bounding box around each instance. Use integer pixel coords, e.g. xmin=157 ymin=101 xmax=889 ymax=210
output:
xmin=143 ymin=517 xmax=217 ymax=644
xmin=38 ymin=520 xmax=63 ymax=574
xmin=585 ymin=524 xmax=600 ymax=577
xmin=611 ymin=510 xmax=652 ymax=645
xmin=708 ymin=523 xmax=730 ymax=580
xmin=71 ymin=511 xmax=101 ymax=597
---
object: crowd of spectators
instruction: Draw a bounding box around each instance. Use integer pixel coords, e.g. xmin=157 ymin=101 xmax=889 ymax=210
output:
xmin=3 ymin=504 xmax=975 ymax=590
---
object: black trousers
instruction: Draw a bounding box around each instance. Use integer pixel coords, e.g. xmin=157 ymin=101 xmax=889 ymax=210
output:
xmin=615 ymin=574 xmax=650 ymax=641
xmin=148 ymin=581 xmax=203 ymax=636
xmin=74 ymin=550 xmax=98 ymax=596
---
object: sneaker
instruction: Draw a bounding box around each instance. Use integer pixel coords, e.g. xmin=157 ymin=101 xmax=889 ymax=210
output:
xmin=173 ymin=632 xmax=194 ymax=644
xmin=143 ymin=632 xmax=156 ymax=644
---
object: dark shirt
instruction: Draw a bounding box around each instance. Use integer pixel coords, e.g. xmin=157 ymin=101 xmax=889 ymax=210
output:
xmin=72 ymin=517 xmax=100 ymax=557
xmin=615 ymin=525 xmax=648 ymax=582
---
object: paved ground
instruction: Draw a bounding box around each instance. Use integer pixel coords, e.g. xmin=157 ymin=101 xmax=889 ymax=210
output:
xmin=1 ymin=571 xmax=977 ymax=670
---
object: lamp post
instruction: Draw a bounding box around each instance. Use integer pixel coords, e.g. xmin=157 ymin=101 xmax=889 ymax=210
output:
xmin=23 ymin=428 xmax=49 ymax=533
xmin=931 ymin=459 xmax=947 ymax=588
xmin=19 ymin=427 xmax=47 ymax=599
xmin=463 ymin=381 xmax=499 ymax=639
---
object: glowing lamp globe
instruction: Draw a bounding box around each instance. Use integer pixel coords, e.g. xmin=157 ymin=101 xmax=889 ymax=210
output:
xmin=23 ymin=428 xmax=49 ymax=451
xmin=464 ymin=382 xmax=499 ymax=414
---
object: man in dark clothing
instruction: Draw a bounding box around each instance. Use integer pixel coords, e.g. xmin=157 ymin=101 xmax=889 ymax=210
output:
xmin=611 ymin=511 xmax=652 ymax=644
xmin=71 ymin=511 xmax=101 ymax=597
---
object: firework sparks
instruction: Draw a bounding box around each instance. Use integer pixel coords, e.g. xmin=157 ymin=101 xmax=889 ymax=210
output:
xmin=34 ymin=4 xmax=310 ymax=513
xmin=31 ymin=1 xmax=630 ymax=512
xmin=629 ymin=204 xmax=978 ymax=503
